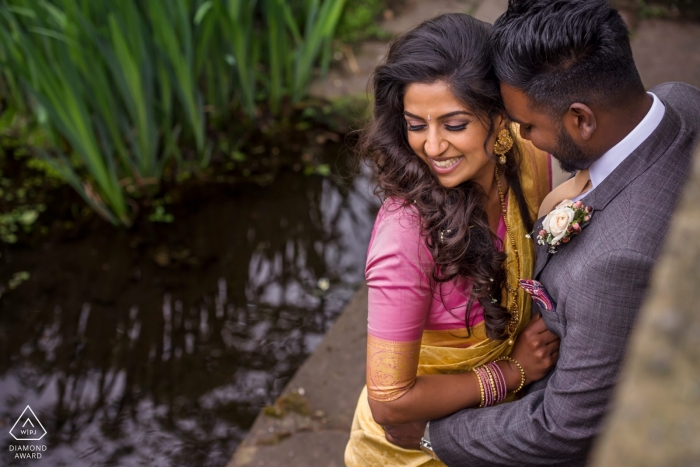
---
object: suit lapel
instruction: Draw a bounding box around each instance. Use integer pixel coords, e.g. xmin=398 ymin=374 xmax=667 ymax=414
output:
xmin=533 ymin=217 xmax=551 ymax=279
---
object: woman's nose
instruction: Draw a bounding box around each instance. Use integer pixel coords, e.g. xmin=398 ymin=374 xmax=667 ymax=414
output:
xmin=424 ymin=128 xmax=447 ymax=157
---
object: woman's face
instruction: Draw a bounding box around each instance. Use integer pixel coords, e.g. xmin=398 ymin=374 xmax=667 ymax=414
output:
xmin=403 ymin=81 xmax=504 ymax=189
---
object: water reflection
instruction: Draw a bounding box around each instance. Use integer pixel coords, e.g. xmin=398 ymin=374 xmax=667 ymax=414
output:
xmin=0 ymin=155 xmax=377 ymax=466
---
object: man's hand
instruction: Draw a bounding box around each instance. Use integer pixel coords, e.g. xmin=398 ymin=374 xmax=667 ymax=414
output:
xmin=383 ymin=420 xmax=427 ymax=450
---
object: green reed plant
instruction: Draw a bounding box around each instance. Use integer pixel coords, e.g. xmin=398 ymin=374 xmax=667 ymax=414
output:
xmin=0 ymin=0 xmax=346 ymax=226
xmin=263 ymin=0 xmax=347 ymax=108
xmin=0 ymin=2 xmax=128 ymax=224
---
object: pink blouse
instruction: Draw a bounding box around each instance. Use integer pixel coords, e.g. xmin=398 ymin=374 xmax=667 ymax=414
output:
xmin=364 ymin=198 xmax=507 ymax=401
xmin=366 ymin=198 xmax=507 ymax=343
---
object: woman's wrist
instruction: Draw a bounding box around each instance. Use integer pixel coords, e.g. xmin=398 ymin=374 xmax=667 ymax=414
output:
xmin=496 ymin=360 xmax=524 ymax=393
xmin=496 ymin=360 xmax=518 ymax=392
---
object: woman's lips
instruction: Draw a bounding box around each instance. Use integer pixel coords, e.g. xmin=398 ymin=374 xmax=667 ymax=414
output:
xmin=430 ymin=156 xmax=463 ymax=174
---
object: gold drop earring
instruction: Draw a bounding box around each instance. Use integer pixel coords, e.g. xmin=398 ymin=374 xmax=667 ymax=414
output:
xmin=493 ymin=129 xmax=514 ymax=165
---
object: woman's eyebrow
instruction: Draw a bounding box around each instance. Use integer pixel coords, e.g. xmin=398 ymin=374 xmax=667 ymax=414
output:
xmin=438 ymin=110 xmax=473 ymax=119
xmin=403 ymin=110 xmax=473 ymax=120
xmin=403 ymin=111 xmax=425 ymax=120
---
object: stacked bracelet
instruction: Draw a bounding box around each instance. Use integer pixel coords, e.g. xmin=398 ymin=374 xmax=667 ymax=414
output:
xmin=495 ymin=356 xmax=526 ymax=393
xmin=489 ymin=361 xmax=508 ymax=400
xmin=483 ymin=365 xmax=498 ymax=405
xmin=473 ymin=361 xmax=509 ymax=407
xmin=475 ymin=366 xmax=492 ymax=407
xmin=475 ymin=366 xmax=486 ymax=408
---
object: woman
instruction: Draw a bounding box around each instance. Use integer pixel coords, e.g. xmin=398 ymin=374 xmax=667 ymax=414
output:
xmin=345 ymin=14 xmax=557 ymax=466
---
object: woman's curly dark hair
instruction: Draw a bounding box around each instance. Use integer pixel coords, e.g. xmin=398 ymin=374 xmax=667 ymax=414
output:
xmin=360 ymin=13 xmax=535 ymax=339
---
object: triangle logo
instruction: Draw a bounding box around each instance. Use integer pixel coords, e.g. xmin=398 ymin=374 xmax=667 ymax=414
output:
xmin=9 ymin=406 xmax=47 ymax=441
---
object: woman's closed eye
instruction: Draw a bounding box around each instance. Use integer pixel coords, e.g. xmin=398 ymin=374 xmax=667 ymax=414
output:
xmin=445 ymin=122 xmax=468 ymax=131
xmin=405 ymin=118 xmax=425 ymax=131
xmin=405 ymin=121 xmax=469 ymax=132
xmin=407 ymin=122 xmax=426 ymax=131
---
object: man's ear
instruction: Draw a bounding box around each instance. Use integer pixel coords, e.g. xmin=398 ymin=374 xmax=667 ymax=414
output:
xmin=566 ymin=103 xmax=596 ymax=141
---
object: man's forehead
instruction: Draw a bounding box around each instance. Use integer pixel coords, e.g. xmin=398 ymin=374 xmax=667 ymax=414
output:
xmin=500 ymin=83 xmax=528 ymax=108
xmin=500 ymin=83 xmax=537 ymax=122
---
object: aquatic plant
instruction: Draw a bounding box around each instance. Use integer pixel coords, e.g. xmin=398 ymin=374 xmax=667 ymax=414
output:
xmin=0 ymin=0 xmax=346 ymax=226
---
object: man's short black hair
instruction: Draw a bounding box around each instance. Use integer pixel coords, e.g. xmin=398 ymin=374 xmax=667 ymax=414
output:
xmin=491 ymin=0 xmax=645 ymax=115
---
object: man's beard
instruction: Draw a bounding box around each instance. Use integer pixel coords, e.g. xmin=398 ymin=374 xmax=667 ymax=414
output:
xmin=552 ymin=127 xmax=598 ymax=173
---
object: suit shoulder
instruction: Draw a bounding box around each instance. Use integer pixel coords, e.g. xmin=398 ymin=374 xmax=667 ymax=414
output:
xmin=651 ymin=82 xmax=700 ymax=100
xmin=652 ymin=83 xmax=700 ymax=126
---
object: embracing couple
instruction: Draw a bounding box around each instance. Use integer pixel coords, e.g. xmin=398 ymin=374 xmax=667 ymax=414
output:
xmin=344 ymin=0 xmax=700 ymax=466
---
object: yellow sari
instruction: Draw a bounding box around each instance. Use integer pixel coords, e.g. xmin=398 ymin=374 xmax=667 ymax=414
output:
xmin=344 ymin=136 xmax=551 ymax=466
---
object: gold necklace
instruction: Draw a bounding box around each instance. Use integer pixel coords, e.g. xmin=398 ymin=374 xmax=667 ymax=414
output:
xmin=494 ymin=166 xmax=520 ymax=345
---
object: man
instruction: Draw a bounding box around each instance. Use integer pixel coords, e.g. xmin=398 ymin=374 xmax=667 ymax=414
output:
xmin=385 ymin=0 xmax=700 ymax=465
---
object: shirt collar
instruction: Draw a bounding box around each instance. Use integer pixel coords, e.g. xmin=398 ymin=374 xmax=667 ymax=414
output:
xmin=587 ymin=92 xmax=666 ymax=191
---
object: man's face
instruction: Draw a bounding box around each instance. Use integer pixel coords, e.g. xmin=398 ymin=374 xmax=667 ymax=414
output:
xmin=500 ymin=83 xmax=596 ymax=172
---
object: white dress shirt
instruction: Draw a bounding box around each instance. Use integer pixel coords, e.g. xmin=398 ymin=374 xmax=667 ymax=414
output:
xmin=573 ymin=92 xmax=666 ymax=200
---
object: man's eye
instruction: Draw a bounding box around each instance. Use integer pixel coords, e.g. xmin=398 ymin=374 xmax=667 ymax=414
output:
xmin=445 ymin=124 xmax=467 ymax=132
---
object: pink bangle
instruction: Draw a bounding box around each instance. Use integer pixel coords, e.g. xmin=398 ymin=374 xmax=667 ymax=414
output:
xmin=483 ymin=364 xmax=498 ymax=407
xmin=474 ymin=362 xmax=509 ymax=408
xmin=487 ymin=362 xmax=508 ymax=404
xmin=485 ymin=362 xmax=499 ymax=403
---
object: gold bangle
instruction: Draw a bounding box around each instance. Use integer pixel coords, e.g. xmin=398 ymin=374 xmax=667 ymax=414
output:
xmin=474 ymin=367 xmax=486 ymax=408
xmin=496 ymin=356 xmax=526 ymax=393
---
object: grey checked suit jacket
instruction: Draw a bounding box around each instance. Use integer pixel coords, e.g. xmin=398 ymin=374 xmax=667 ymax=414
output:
xmin=430 ymin=82 xmax=700 ymax=467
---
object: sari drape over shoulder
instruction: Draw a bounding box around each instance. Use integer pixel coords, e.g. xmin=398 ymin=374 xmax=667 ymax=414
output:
xmin=345 ymin=134 xmax=551 ymax=467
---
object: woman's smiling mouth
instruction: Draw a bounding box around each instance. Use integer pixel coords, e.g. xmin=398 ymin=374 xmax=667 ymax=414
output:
xmin=431 ymin=156 xmax=464 ymax=173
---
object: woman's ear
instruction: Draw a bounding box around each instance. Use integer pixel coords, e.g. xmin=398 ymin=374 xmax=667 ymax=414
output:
xmin=493 ymin=113 xmax=508 ymax=132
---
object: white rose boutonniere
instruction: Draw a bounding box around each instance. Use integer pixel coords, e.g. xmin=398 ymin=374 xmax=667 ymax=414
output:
xmin=532 ymin=199 xmax=593 ymax=254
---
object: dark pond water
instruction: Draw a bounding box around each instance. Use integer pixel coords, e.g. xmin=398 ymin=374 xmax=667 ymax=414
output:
xmin=0 ymin=146 xmax=377 ymax=466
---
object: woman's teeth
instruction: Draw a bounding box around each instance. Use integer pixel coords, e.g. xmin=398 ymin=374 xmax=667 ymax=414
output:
xmin=433 ymin=157 xmax=462 ymax=168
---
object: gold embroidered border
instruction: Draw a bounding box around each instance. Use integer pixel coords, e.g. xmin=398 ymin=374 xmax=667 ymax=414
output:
xmin=366 ymin=335 xmax=421 ymax=402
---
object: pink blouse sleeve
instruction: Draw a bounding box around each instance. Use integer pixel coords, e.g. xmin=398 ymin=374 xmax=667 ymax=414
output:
xmin=366 ymin=205 xmax=433 ymax=342
xmin=365 ymin=203 xmax=432 ymax=401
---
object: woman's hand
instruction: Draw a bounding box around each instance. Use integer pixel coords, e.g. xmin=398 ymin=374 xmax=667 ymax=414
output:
xmin=507 ymin=313 xmax=560 ymax=385
xmin=383 ymin=421 xmax=427 ymax=450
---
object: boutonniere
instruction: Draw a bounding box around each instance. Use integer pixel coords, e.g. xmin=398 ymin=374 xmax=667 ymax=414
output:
xmin=529 ymin=199 xmax=592 ymax=254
